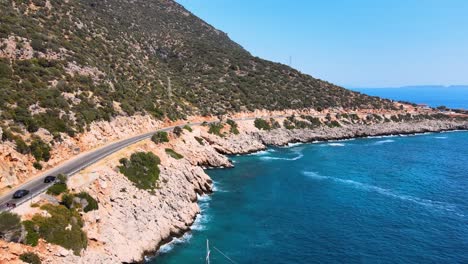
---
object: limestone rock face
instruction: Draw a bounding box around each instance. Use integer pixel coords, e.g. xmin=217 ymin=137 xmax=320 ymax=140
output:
xmin=258 ymin=120 xmax=468 ymax=145
xmin=201 ymin=132 xmax=266 ymax=155
xmin=0 ymin=115 xmax=163 ymax=192
xmin=1 ymin=116 xmax=467 ymax=263
xmin=36 ymin=133 xmax=216 ymax=263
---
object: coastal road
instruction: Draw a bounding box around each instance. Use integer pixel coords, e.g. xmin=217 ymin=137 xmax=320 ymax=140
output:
xmin=0 ymin=116 xmax=290 ymax=211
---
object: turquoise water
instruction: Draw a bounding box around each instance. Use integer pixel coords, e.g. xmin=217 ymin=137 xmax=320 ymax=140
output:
xmin=151 ymin=132 xmax=468 ymax=263
xmin=350 ymin=86 xmax=468 ymax=109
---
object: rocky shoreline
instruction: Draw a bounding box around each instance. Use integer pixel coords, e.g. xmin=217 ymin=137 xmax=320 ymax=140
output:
xmin=143 ymin=119 xmax=468 ymax=262
xmin=1 ymin=118 xmax=467 ymax=264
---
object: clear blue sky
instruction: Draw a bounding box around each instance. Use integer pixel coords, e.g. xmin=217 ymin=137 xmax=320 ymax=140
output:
xmin=176 ymin=0 xmax=468 ymax=87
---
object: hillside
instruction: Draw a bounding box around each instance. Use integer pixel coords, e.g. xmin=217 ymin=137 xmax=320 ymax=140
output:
xmin=0 ymin=0 xmax=396 ymax=137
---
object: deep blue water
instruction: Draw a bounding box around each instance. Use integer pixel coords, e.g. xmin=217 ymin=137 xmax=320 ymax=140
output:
xmin=350 ymin=86 xmax=468 ymax=109
xmin=151 ymin=132 xmax=468 ymax=264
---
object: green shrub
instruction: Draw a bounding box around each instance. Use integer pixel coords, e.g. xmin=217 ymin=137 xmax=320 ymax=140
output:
xmin=57 ymin=174 xmax=68 ymax=184
xmin=194 ymin=136 xmax=204 ymax=145
xmin=183 ymin=125 xmax=192 ymax=132
xmin=30 ymin=137 xmax=51 ymax=162
xmin=33 ymin=162 xmax=42 ymax=170
xmin=0 ymin=211 xmax=22 ymax=242
xmin=15 ymin=138 xmax=30 ymax=154
xmin=208 ymin=122 xmax=224 ymax=136
xmin=226 ymin=119 xmax=239 ymax=134
xmin=151 ymin=131 xmax=169 ymax=144
xmin=19 ymin=252 xmax=41 ymax=264
xmin=22 ymin=220 xmax=39 ymax=246
xmin=118 ymin=152 xmax=161 ymax=190
xmin=165 ymin=148 xmax=183 ymax=159
xmin=270 ymin=118 xmax=281 ymax=129
xmin=301 ymin=116 xmax=322 ymax=128
xmin=61 ymin=193 xmax=75 ymax=209
xmin=30 ymin=205 xmax=87 ymax=255
xmin=327 ymin=120 xmax=341 ymax=128
xmin=254 ymin=118 xmax=271 ymax=130
xmin=172 ymin=126 xmax=183 ymax=137
xmin=46 ymin=183 xmax=67 ymax=196
xmin=283 ymin=119 xmax=295 ymax=130
xmin=75 ymin=192 xmax=99 ymax=212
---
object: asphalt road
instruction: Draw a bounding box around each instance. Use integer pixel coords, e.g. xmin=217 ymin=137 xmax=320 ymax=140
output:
xmin=0 ymin=116 xmax=288 ymax=211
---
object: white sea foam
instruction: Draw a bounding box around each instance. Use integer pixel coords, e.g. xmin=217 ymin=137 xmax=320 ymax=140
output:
xmin=158 ymin=232 xmax=193 ymax=254
xmin=197 ymin=194 xmax=212 ymax=202
xmin=327 ymin=143 xmax=345 ymax=147
xmin=247 ymin=150 xmax=269 ymax=156
xmin=373 ymin=139 xmax=395 ymax=145
xmin=191 ymin=212 xmax=211 ymax=231
xmin=304 ymin=171 xmax=463 ymax=217
xmin=260 ymin=154 xmax=304 ymax=161
xmin=367 ymin=135 xmax=397 ymax=139
xmin=287 ymin=142 xmax=303 ymax=147
xmin=434 ymin=136 xmax=448 ymax=139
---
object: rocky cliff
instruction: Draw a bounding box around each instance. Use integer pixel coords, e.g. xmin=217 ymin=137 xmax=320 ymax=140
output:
xmin=2 ymin=117 xmax=467 ymax=264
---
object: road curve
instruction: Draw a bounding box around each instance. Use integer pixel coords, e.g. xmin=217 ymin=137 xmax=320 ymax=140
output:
xmin=0 ymin=116 xmax=290 ymax=211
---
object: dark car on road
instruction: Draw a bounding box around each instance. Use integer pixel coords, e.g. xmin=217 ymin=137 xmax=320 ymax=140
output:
xmin=44 ymin=175 xmax=57 ymax=183
xmin=12 ymin=189 xmax=30 ymax=199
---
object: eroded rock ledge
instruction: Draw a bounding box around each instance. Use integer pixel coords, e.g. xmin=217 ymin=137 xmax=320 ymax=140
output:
xmin=1 ymin=119 xmax=467 ymax=264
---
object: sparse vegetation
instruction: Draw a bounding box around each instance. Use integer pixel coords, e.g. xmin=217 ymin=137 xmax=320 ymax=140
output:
xmin=226 ymin=119 xmax=239 ymax=134
xmin=151 ymin=131 xmax=169 ymax=144
xmin=118 ymin=152 xmax=161 ymax=190
xmin=0 ymin=0 xmax=399 ymax=138
xmin=165 ymin=148 xmax=184 ymax=159
xmin=62 ymin=192 xmax=98 ymax=213
xmin=23 ymin=220 xmax=39 ymax=246
xmin=208 ymin=122 xmax=224 ymax=136
xmin=28 ymin=204 xmax=87 ymax=255
xmin=46 ymin=183 xmax=67 ymax=196
xmin=0 ymin=211 xmax=22 ymax=242
xmin=270 ymin=118 xmax=281 ymax=129
xmin=29 ymin=137 xmax=51 ymax=162
xmin=172 ymin=126 xmax=183 ymax=137
xmin=194 ymin=136 xmax=204 ymax=145
xmin=254 ymin=118 xmax=271 ymax=130
xmin=183 ymin=125 xmax=192 ymax=132
xmin=19 ymin=252 xmax=41 ymax=264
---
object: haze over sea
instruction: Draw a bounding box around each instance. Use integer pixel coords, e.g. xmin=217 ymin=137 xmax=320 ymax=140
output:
xmin=150 ymin=90 xmax=468 ymax=264
xmin=351 ymin=85 xmax=468 ymax=109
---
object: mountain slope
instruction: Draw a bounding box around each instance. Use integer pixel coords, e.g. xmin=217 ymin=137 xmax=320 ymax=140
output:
xmin=0 ymin=0 xmax=394 ymax=136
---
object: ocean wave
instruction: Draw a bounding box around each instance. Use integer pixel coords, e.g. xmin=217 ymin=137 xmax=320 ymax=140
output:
xmin=198 ymin=194 xmax=212 ymax=202
xmin=287 ymin=142 xmax=303 ymax=147
xmin=211 ymin=182 xmax=228 ymax=193
xmin=158 ymin=232 xmax=193 ymax=254
xmin=260 ymin=154 xmax=304 ymax=161
xmin=303 ymin=171 xmax=463 ymax=217
xmin=367 ymin=135 xmax=397 ymax=139
xmin=247 ymin=150 xmax=269 ymax=156
xmin=191 ymin=212 xmax=211 ymax=231
xmin=373 ymin=139 xmax=395 ymax=145
xmin=434 ymin=136 xmax=448 ymax=139
xmin=327 ymin=143 xmax=345 ymax=147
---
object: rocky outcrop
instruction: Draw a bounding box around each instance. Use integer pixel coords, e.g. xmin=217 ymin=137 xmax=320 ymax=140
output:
xmin=257 ymin=120 xmax=468 ymax=145
xmin=1 ymin=117 xmax=467 ymax=263
xmin=201 ymin=132 xmax=266 ymax=155
xmin=17 ymin=132 xmax=224 ymax=264
xmin=0 ymin=115 xmax=164 ymax=191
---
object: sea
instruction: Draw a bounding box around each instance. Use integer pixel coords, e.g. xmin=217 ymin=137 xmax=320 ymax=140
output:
xmin=351 ymin=85 xmax=468 ymax=109
xmin=149 ymin=88 xmax=468 ymax=264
